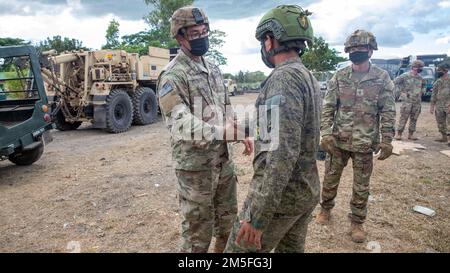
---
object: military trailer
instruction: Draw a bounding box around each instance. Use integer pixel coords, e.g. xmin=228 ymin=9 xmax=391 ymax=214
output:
xmin=0 ymin=46 xmax=54 ymax=165
xmin=41 ymin=46 xmax=169 ymax=133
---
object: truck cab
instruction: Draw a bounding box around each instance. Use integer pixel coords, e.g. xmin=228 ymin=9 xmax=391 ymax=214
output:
xmin=0 ymin=46 xmax=54 ymax=165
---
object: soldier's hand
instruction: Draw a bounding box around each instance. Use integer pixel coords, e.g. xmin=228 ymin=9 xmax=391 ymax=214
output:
xmin=320 ymin=135 xmax=336 ymax=155
xmin=430 ymin=105 xmax=435 ymax=115
xmin=377 ymin=142 xmax=393 ymax=160
xmin=235 ymin=220 xmax=262 ymax=250
xmin=242 ymin=137 xmax=253 ymax=156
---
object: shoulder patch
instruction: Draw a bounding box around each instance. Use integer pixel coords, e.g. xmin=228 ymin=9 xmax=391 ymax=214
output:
xmin=159 ymin=82 xmax=173 ymax=98
xmin=265 ymin=94 xmax=285 ymax=109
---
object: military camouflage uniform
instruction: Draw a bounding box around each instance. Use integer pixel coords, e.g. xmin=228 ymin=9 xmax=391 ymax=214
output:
xmin=431 ymin=77 xmax=450 ymax=137
xmin=224 ymin=57 xmax=321 ymax=253
xmin=157 ymin=49 xmax=237 ymax=253
xmin=320 ymin=64 xmax=396 ymax=223
xmin=394 ymin=72 xmax=425 ymax=134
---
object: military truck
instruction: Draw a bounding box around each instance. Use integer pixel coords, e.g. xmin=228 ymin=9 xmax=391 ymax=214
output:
xmin=0 ymin=46 xmax=54 ymax=165
xmin=41 ymin=46 xmax=169 ymax=133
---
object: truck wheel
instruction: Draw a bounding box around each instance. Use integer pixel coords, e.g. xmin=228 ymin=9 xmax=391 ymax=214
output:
xmin=105 ymin=89 xmax=133 ymax=133
xmin=132 ymin=87 xmax=158 ymax=125
xmin=9 ymin=141 xmax=44 ymax=166
xmin=54 ymin=109 xmax=82 ymax=131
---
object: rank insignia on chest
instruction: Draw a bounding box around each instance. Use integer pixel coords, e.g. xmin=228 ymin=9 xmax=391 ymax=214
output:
xmin=357 ymin=89 xmax=364 ymax=96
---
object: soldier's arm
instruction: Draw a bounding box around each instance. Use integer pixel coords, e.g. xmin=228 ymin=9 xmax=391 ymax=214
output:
xmin=158 ymin=72 xmax=216 ymax=141
xmin=378 ymin=75 xmax=396 ymax=143
xmin=320 ymin=74 xmax=338 ymax=136
xmin=430 ymin=80 xmax=439 ymax=106
xmin=247 ymin=74 xmax=307 ymax=230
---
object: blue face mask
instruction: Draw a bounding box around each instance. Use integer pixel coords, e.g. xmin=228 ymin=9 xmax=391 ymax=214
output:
xmin=189 ymin=36 xmax=209 ymax=56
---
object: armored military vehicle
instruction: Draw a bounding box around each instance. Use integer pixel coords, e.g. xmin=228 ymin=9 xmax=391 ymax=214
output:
xmin=41 ymin=46 xmax=169 ymax=133
xmin=0 ymin=46 xmax=54 ymax=165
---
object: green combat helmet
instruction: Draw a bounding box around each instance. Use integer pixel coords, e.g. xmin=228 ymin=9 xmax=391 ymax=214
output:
xmin=170 ymin=6 xmax=209 ymax=38
xmin=437 ymin=63 xmax=450 ymax=71
xmin=411 ymin=60 xmax=425 ymax=68
xmin=344 ymin=29 xmax=378 ymax=53
xmin=255 ymin=5 xmax=314 ymax=54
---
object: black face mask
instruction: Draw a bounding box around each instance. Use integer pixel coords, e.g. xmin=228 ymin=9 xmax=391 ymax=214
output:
xmin=437 ymin=71 xmax=445 ymax=78
xmin=189 ymin=36 xmax=209 ymax=56
xmin=349 ymin=51 xmax=370 ymax=65
xmin=260 ymin=42 xmax=275 ymax=68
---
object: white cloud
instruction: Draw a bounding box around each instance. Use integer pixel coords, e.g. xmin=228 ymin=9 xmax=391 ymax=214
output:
xmin=438 ymin=1 xmax=450 ymax=8
xmin=0 ymin=6 xmax=146 ymax=50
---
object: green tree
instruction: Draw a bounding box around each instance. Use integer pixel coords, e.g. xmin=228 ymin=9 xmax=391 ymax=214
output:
xmin=302 ymin=36 xmax=347 ymax=71
xmin=141 ymin=0 xmax=228 ymax=65
xmin=103 ymin=19 xmax=120 ymax=49
xmin=37 ymin=36 xmax=89 ymax=53
xmin=143 ymin=0 xmax=194 ymax=47
xmin=0 ymin=37 xmax=29 ymax=46
xmin=205 ymin=30 xmax=227 ymax=66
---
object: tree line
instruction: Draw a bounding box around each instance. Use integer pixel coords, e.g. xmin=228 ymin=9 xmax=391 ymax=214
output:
xmin=1 ymin=0 xmax=346 ymax=78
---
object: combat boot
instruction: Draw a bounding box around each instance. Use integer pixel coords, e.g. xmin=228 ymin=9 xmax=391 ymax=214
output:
xmin=408 ymin=132 xmax=418 ymax=140
xmin=394 ymin=131 xmax=402 ymax=140
xmin=350 ymin=222 xmax=366 ymax=243
xmin=213 ymin=236 xmax=228 ymax=253
xmin=435 ymin=133 xmax=447 ymax=142
xmin=316 ymin=208 xmax=331 ymax=225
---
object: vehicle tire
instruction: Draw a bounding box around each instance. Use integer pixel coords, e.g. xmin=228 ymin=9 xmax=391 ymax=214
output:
xmin=105 ymin=89 xmax=133 ymax=133
xmin=9 ymin=141 xmax=44 ymax=166
xmin=132 ymin=87 xmax=158 ymax=125
xmin=54 ymin=109 xmax=82 ymax=131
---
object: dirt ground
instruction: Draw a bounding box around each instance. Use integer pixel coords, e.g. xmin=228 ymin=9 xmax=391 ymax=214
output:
xmin=0 ymin=93 xmax=449 ymax=253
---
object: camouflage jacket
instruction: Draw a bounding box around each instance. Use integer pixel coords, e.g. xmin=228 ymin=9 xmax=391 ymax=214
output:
xmin=431 ymin=77 xmax=450 ymax=108
xmin=321 ymin=64 xmax=396 ymax=153
xmin=394 ymin=72 xmax=425 ymax=104
xmin=157 ymin=49 xmax=232 ymax=171
xmin=243 ymin=57 xmax=321 ymax=230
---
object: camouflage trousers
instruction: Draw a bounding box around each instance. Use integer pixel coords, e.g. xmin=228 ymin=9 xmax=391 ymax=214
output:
xmin=397 ymin=102 xmax=421 ymax=133
xmin=434 ymin=106 xmax=450 ymax=135
xmin=320 ymin=147 xmax=373 ymax=224
xmin=175 ymin=160 xmax=237 ymax=253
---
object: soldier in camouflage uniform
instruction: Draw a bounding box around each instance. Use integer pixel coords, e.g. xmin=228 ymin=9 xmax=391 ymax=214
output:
xmin=394 ymin=60 xmax=426 ymax=140
xmin=157 ymin=6 xmax=252 ymax=253
xmin=430 ymin=63 xmax=450 ymax=145
xmin=316 ymin=30 xmax=396 ymax=243
xmin=224 ymin=5 xmax=321 ymax=253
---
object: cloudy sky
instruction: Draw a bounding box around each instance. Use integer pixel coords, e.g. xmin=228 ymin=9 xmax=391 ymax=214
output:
xmin=1 ymin=0 xmax=449 ymax=74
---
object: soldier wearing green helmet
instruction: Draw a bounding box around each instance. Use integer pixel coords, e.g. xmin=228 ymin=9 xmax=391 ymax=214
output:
xmin=317 ymin=29 xmax=396 ymax=243
xmin=224 ymin=5 xmax=321 ymax=253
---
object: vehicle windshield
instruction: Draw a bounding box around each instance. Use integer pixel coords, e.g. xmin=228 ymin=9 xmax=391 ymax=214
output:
xmin=420 ymin=67 xmax=434 ymax=78
xmin=0 ymin=55 xmax=39 ymax=102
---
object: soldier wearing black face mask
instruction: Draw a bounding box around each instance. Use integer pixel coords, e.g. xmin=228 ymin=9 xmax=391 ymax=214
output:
xmin=157 ymin=6 xmax=253 ymax=253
